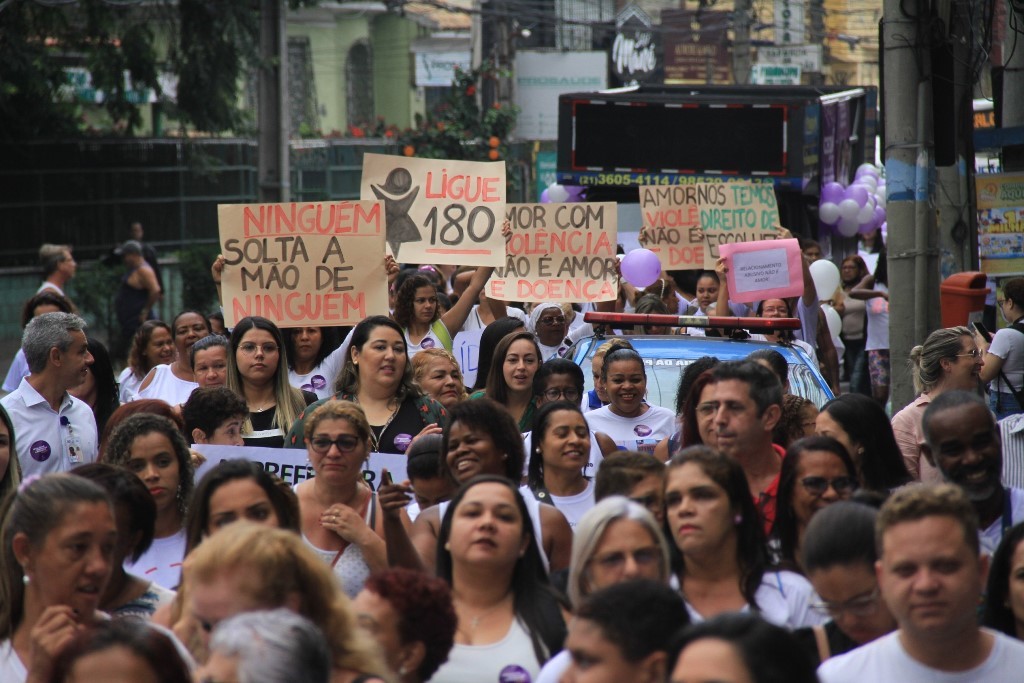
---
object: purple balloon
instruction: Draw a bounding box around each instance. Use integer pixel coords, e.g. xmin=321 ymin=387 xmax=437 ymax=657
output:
xmin=858 ymin=218 xmax=877 ymax=235
xmin=845 ymin=185 xmax=870 ymax=208
xmin=821 ymin=182 xmax=845 ymax=204
xmin=621 ymin=249 xmax=662 ymax=288
xmin=540 ymin=188 xmax=550 ymax=203
xmin=565 ymin=185 xmax=586 ymax=202
xmin=872 ymin=205 xmax=886 ymax=229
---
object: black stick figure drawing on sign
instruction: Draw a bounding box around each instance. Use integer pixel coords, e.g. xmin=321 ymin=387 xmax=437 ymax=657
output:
xmin=371 ymin=168 xmax=421 ymax=259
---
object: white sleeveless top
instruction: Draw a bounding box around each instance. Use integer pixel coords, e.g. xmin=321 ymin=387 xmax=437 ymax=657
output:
xmin=0 ymin=640 xmax=26 ymax=683
xmin=303 ymin=493 xmax=376 ymax=598
xmin=137 ymin=364 xmax=198 ymax=405
xmin=404 ymin=322 xmax=448 ymax=360
xmin=438 ymin=487 xmax=550 ymax=572
xmin=429 ymin=617 xmax=544 ymax=683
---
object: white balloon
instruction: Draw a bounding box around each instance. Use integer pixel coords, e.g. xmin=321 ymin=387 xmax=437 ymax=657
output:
xmin=839 ymin=198 xmax=861 ymax=221
xmin=822 ymin=304 xmax=842 ymax=338
xmin=819 ymin=202 xmax=841 ymax=225
xmin=809 ymin=260 xmax=841 ymax=301
xmin=837 ymin=215 xmax=860 ymax=237
xmin=856 ymin=163 xmax=880 ymax=178
xmin=547 ymin=183 xmax=570 ymax=203
xmin=875 ymin=193 xmax=886 ymax=209
xmin=857 ymin=176 xmax=878 ymax=192
xmin=857 ymin=202 xmax=875 ymax=224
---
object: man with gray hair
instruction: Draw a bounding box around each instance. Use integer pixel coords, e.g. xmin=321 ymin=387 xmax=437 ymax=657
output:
xmin=37 ymin=243 xmax=76 ymax=301
xmin=197 ymin=609 xmax=331 ymax=683
xmin=0 ymin=312 xmax=97 ymax=476
xmin=920 ymin=389 xmax=1024 ymax=555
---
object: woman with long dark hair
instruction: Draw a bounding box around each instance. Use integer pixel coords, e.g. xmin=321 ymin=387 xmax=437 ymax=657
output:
xmin=71 ymin=337 xmax=120 ymax=437
xmin=471 ymin=330 xmax=543 ymax=431
xmin=284 ymin=326 xmax=346 ymax=399
xmin=526 ymin=401 xmax=595 ymax=528
xmin=665 ymin=447 xmax=822 ymax=628
xmin=816 ymin=393 xmax=912 ymax=492
xmin=431 ymin=475 xmax=566 ymax=681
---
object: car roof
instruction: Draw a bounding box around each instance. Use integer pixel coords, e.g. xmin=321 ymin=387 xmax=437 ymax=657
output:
xmin=567 ymin=333 xmax=835 ymax=409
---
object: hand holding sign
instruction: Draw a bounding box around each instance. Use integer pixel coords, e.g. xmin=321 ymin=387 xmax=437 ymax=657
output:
xmin=718 ymin=238 xmax=803 ymax=304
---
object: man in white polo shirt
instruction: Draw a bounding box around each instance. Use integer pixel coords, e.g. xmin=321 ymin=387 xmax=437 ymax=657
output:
xmin=818 ymin=484 xmax=1024 ymax=682
xmin=1 ymin=312 xmax=97 ymax=476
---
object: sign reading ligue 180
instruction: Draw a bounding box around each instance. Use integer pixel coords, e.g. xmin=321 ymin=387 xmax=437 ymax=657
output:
xmin=360 ymin=153 xmax=507 ymax=267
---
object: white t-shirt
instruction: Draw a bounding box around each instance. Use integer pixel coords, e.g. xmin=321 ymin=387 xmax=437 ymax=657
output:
xmin=684 ymin=570 xmax=826 ymax=630
xmin=549 ymin=480 xmax=596 ymax=530
xmin=818 ymin=629 xmax=1024 ymax=683
xmin=429 ymin=616 xmax=544 ymax=683
xmin=288 ymin=343 xmax=347 ymax=399
xmin=0 ymin=640 xmax=26 ymax=683
xmin=118 ymin=365 xmax=147 ymax=403
xmin=980 ymin=487 xmax=1024 ymax=557
xmin=125 ymin=528 xmax=187 ymax=591
xmin=137 ymin=364 xmax=198 ymax=406
xmin=2 ymin=349 xmax=29 ymax=393
xmin=865 ymin=283 xmax=890 ymax=352
xmin=988 ymin=325 xmax=1024 ymax=394
xmin=583 ymin=404 xmax=676 ymax=456
xmin=461 ymin=305 xmax=529 ymax=332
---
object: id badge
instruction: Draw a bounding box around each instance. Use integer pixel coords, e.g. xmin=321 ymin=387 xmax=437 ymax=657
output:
xmin=66 ymin=435 xmax=83 ymax=463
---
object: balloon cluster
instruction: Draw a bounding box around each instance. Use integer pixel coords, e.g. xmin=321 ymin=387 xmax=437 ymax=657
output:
xmin=540 ymin=183 xmax=586 ymax=203
xmin=818 ymin=163 xmax=887 ymax=238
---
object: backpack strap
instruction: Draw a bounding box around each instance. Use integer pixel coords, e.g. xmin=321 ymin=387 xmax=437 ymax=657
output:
xmin=430 ymin=319 xmax=454 ymax=353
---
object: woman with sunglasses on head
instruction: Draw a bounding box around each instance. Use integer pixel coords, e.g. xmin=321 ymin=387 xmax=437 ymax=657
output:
xmin=793 ymin=501 xmax=896 ymax=664
xmin=228 ymin=316 xmax=316 ymax=449
xmin=137 ymin=310 xmax=211 ymax=406
xmin=118 ymin=320 xmax=174 ymax=403
xmin=891 ymin=326 xmax=984 ymax=482
xmin=296 ymin=401 xmax=392 ymax=598
xmin=772 ymin=436 xmax=858 ymax=571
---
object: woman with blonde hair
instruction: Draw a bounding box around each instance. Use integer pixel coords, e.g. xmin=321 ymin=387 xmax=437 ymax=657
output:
xmin=891 ymin=325 xmax=982 ymax=482
xmin=182 ymin=522 xmax=388 ymax=682
xmin=411 ymin=348 xmax=467 ymax=410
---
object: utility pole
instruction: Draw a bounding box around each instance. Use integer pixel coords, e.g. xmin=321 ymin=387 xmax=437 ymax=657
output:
xmin=1005 ymin=0 xmax=1024 ymax=169
xmin=733 ymin=0 xmax=752 ymax=84
xmin=258 ymin=0 xmax=289 ymax=203
xmin=935 ymin=0 xmax=978 ymax=274
xmin=883 ymin=0 xmax=940 ymax=412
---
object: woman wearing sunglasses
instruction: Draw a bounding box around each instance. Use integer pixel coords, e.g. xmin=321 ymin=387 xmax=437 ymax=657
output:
xmin=772 ymin=436 xmax=858 ymax=571
xmin=296 ymin=400 xmax=390 ymax=598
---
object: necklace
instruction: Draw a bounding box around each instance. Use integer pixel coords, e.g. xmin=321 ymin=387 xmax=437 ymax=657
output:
xmin=249 ymin=399 xmax=275 ymax=413
xmin=457 ymin=592 xmax=511 ymax=631
xmin=368 ymin=402 xmax=399 ymax=452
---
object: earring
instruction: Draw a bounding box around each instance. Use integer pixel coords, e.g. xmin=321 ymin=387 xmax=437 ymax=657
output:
xmin=22 ymin=573 xmax=29 ymax=586
xmin=444 ymin=542 xmax=451 ymax=551
xmin=502 ymin=454 xmax=508 ymax=460
xmin=734 ymin=514 xmax=742 ymax=524
xmin=398 ymin=667 xmax=408 ymax=676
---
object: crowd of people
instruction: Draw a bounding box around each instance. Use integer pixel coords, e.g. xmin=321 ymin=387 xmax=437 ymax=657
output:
xmin=3 ymin=229 xmax=1024 ymax=682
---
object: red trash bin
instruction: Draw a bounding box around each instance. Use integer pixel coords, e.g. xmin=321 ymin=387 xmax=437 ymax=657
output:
xmin=939 ymin=271 xmax=990 ymax=328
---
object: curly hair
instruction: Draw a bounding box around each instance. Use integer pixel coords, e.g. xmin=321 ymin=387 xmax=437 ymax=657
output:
xmin=363 ymin=568 xmax=458 ymax=681
xmin=393 ymin=274 xmax=439 ymax=329
xmin=102 ymin=413 xmax=194 ymax=521
xmin=127 ymin=320 xmax=173 ymax=380
xmin=98 ymin=399 xmax=186 ymax=457
xmin=772 ymin=394 xmax=816 ymax=448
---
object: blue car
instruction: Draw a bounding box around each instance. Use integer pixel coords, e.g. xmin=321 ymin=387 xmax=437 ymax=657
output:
xmin=566 ymin=332 xmax=835 ymax=412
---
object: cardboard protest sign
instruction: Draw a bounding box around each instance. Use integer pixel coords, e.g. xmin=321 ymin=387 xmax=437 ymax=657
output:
xmin=217 ymin=201 xmax=388 ymax=328
xmin=637 ymin=180 xmax=781 ymax=270
xmin=193 ymin=444 xmax=409 ymax=492
xmin=360 ymin=153 xmax=507 ymax=266
xmin=486 ymin=202 xmax=618 ymax=303
xmin=718 ymin=238 xmax=803 ymax=304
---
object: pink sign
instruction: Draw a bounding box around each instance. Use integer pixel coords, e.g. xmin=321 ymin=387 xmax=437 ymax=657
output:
xmin=719 ymin=238 xmax=803 ymax=304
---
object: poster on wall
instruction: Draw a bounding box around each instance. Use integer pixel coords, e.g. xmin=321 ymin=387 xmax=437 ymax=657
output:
xmin=978 ymin=173 xmax=1024 ymax=276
